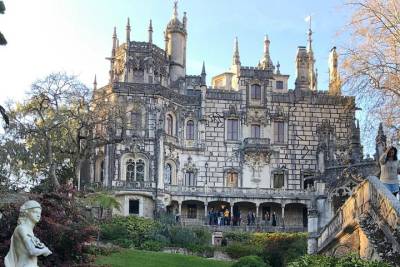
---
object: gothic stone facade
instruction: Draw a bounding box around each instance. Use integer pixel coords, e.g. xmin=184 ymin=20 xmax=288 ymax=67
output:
xmin=86 ymin=4 xmax=362 ymax=229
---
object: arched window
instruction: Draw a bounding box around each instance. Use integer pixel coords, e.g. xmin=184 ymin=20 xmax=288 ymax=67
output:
xmin=273 ymin=172 xmax=285 ymax=188
xmin=164 ymin=163 xmax=172 ymax=184
xmin=186 ymin=120 xmax=195 ymax=140
xmin=126 ymin=159 xmax=135 ymax=181
xmin=251 ymin=84 xmax=261 ymax=100
xmin=125 ymin=158 xmax=146 ymax=182
xmin=166 ymin=114 xmax=173 ymax=135
xmin=226 ymin=171 xmax=238 ymax=187
xmin=136 ymin=159 xmax=145 ymax=182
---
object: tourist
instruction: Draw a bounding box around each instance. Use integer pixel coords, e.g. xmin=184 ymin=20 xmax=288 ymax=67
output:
xmin=247 ymin=211 xmax=251 ymax=225
xmin=265 ymin=211 xmax=271 ymax=226
xmin=224 ymin=209 xmax=230 ymax=225
xmin=272 ymin=212 xmax=277 ymax=226
xmin=379 ymin=146 xmax=400 ymax=197
xmin=237 ymin=210 xmax=241 ymax=226
xmin=251 ymin=211 xmax=256 ymax=225
xmin=208 ymin=208 xmax=214 ymax=225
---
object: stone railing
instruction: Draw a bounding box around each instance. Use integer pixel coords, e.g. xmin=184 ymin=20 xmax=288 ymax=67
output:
xmin=242 ymin=138 xmax=271 ymax=151
xmin=111 ymin=180 xmax=156 ymax=191
xmin=166 ymin=185 xmax=314 ymax=199
xmin=316 ymin=176 xmax=400 ymax=253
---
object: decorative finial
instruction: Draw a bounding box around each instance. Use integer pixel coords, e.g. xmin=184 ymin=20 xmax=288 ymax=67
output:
xmin=173 ymin=1 xmax=178 ymax=18
xmin=201 ymin=61 xmax=206 ymax=85
xmin=276 ymin=61 xmax=281 ymax=74
xmin=126 ymin=17 xmax=131 ymax=44
xmin=183 ymin=11 xmax=187 ymax=28
xmin=93 ymin=74 xmax=97 ymax=90
xmin=148 ymin=19 xmax=153 ymax=44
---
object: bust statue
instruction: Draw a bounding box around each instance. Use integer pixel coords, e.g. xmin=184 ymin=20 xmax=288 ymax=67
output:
xmin=5 ymin=200 xmax=52 ymax=267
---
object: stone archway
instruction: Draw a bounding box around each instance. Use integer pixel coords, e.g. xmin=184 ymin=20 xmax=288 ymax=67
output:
xmin=284 ymin=203 xmax=308 ymax=228
xmin=181 ymin=200 xmax=205 ymax=225
xmin=208 ymin=200 xmax=231 ymax=226
xmin=233 ymin=201 xmax=257 ymax=226
xmin=259 ymin=202 xmax=282 ymax=226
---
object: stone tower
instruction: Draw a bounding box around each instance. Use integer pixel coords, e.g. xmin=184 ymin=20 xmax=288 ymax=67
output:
xmin=165 ymin=1 xmax=187 ymax=84
xmin=258 ymin=35 xmax=275 ymax=73
xmin=328 ymin=47 xmax=341 ymax=96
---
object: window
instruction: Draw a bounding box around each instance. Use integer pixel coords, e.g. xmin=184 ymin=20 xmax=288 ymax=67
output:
xmin=303 ymin=172 xmax=315 ymax=189
xmin=186 ymin=120 xmax=195 ymax=140
xmin=276 ymin=81 xmax=284 ymax=89
xmin=131 ymin=111 xmax=142 ymax=129
xmin=166 ymin=114 xmax=173 ymax=135
xmin=226 ymin=171 xmax=238 ymax=187
xmin=125 ymin=158 xmax=145 ymax=182
xmin=126 ymin=159 xmax=135 ymax=181
xmin=274 ymin=121 xmax=285 ymax=143
xmin=185 ymin=171 xmax=196 ymax=186
xmin=251 ymin=84 xmax=261 ymax=100
xmin=251 ymin=124 xmax=261 ymax=138
xmin=187 ymin=204 xmax=197 ymax=219
xmin=273 ymin=173 xmax=285 ymax=188
xmin=129 ymin=200 xmax=139 ymax=215
xmin=227 ymin=119 xmax=239 ymax=140
xmin=164 ymin=163 xmax=172 ymax=184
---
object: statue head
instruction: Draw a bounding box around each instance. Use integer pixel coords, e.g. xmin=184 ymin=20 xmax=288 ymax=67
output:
xmin=18 ymin=200 xmax=42 ymax=225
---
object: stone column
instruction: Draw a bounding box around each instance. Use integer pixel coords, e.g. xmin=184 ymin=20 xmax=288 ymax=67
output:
xmin=204 ymin=203 xmax=208 ymax=224
xmin=307 ymin=208 xmax=319 ymax=254
xmin=89 ymin=159 xmax=95 ymax=183
xmin=281 ymin=204 xmax=285 ymax=227
xmin=256 ymin=204 xmax=259 ymax=224
xmin=157 ymin=133 xmax=165 ymax=189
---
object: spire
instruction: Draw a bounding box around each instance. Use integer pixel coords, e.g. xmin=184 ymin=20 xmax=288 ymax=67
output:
xmin=258 ymin=34 xmax=274 ymax=71
xmin=328 ymin=46 xmax=341 ymax=95
xmin=305 ymin=15 xmax=316 ymax=91
xmin=126 ymin=17 xmax=131 ymax=45
xmin=148 ymin=19 xmax=153 ymax=44
xmin=201 ymin=61 xmax=206 ymax=85
xmin=173 ymin=0 xmax=178 ymax=19
xmin=232 ymin=37 xmax=240 ymax=66
xmin=112 ymin=26 xmax=117 ymax=56
xmin=93 ymin=75 xmax=97 ymax=90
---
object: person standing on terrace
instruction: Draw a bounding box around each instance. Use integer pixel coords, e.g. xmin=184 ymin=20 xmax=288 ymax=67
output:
xmin=380 ymin=146 xmax=400 ymax=197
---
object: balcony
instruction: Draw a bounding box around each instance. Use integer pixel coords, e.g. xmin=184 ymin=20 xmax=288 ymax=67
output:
xmin=111 ymin=180 xmax=156 ymax=191
xmin=165 ymin=185 xmax=314 ymax=200
xmin=242 ymin=138 xmax=271 ymax=152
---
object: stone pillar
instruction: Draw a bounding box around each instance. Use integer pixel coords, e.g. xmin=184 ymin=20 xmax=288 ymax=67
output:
xmin=89 ymin=159 xmax=95 ymax=183
xmin=204 ymin=203 xmax=208 ymax=224
xmin=281 ymin=204 xmax=285 ymax=227
xmin=256 ymin=204 xmax=259 ymax=224
xmin=178 ymin=202 xmax=182 ymax=216
xmin=307 ymin=208 xmax=319 ymax=254
xmin=157 ymin=133 xmax=165 ymax=189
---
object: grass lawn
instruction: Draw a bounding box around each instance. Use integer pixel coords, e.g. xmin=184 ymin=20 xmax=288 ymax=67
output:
xmin=95 ymin=249 xmax=233 ymax=267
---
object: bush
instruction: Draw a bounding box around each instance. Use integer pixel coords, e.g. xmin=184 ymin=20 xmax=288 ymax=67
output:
xmin=232 ymin=256 xmax=270 ymax=267
xmin=100 ymin=215 xmax=160 ymax=248
xmin=287 ymin=254 xmax=391 ymax=267
xmin=224 ymin=231 xmax=251 ymax=243
xmin=224 ymin=243 xmax=263 ymax=259
xmin=0 ymin=191 xmax=97 ymax=267
xmin=141 ymin=240 xmax=164 ymax=251
xmin=187 ymin=244 xmax=215 ymax=258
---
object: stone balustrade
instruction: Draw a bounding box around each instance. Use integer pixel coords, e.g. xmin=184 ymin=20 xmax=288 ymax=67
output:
xmin=315 ymin=176 xmax=400 ymax=257
xmin=111 ymin=180 xmax=157 ymax=191
xmin=166 ymin=184 xmax=314 ymax=199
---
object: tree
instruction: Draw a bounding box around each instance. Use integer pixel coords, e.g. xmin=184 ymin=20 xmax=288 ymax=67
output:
xmin=341 ymin=0 xmax=400 ymax=147
xmin=5 ymin=72 xmax=127 ymax=191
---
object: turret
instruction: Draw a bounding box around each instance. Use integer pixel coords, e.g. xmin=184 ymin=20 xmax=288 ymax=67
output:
xmin=165 ymin=1 xmax=187 ymax=83
xmin=93 ymin=74 xmax=97 ymax=91
xmin=258 ymin=35 xmax=274 ymax=72
xmin=201 ymin=61 xmax=206 ymax=85
xmin=375 ymin=123 xmax=387 ymax=161
xmin=295 ymin=46 xmax=310 ymax=91
xmin=350 ymin=119 xmax=362 ymax=163
xmin=328 ymin=47 xmax=341 ymax=95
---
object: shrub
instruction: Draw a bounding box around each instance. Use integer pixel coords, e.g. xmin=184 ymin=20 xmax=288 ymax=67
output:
xmin=224 ymin=242 xmax=263 ymax=259
xmin=232 ymin=256 xmax=270 ymax=267
xmin=100 ymin=215 xmax=160 ymax=248
xmin=187 ymin=244 xmax=215 ymax=258
xmin=169 ymin=226 xmax=197 ymax=247
xmin=287 ymin=254 xmax=391 ymax=267
xmin=141 ymin=240 xmax=164 ymax=251
xmin=224 ymin=231 xmax=251 ymax=243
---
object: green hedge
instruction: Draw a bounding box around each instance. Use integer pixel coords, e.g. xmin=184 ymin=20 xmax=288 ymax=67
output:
xmin=232 ymin=256 xmax=270 ymax=267
xmin=288 ymin=254 xmax=391 ymax=267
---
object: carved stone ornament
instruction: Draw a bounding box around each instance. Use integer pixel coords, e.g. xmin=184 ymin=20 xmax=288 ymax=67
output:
xmin=244 ymin=151 xmax=272 ymax=166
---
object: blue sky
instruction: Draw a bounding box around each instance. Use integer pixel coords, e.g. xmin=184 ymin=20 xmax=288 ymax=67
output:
xmin=0 ymin=0 xmax=349 ymax=102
